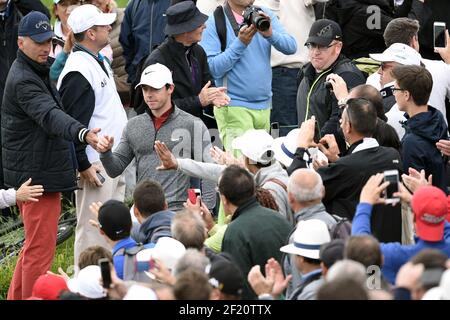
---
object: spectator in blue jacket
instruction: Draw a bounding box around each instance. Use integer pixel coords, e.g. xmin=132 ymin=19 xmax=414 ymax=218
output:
xmin=132 ymin=179 xmax=175 ymax=245
xmin=89 ymin=200 xmax=154 ymax=279
xmin=200 ymin=0 xmax=296 ymax=155
xmin=353 ymin=173 xmax=450 ymax=284
xmin=391 ymin=65 xmax=449 ymax=193
xmin=119 ymin=0 xmax=170 ymax=87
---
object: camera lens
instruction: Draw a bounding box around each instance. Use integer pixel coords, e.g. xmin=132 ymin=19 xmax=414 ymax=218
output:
xmin=254 ymin=16 xmax=270 ymax=32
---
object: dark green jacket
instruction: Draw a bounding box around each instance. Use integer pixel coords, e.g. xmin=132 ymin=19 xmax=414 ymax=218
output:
xmin=222 ymin=197 xmax=292 ymax=299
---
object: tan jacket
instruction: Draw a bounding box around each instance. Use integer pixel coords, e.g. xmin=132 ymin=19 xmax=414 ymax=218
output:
xmin=110 ymin=8 xmax=130 ymax=105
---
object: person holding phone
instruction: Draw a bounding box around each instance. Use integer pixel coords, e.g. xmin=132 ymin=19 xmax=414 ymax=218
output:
xmin=355 ymin=174 xmax=450 ymax=285
xmin=57 ymin=4 xmax=128 ymax=268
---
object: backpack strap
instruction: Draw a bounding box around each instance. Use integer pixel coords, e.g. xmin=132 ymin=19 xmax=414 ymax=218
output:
xmin=289 ymin=271 xmax=322 ymax=300
xmin=213 ymin=6 xmax=227 ymax=53
xmin=265 ymin=178 xmax=288 ymax=192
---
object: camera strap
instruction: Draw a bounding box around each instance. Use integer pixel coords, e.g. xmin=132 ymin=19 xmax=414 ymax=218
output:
xmin=223 ymin=3 xmax=241 ymax=37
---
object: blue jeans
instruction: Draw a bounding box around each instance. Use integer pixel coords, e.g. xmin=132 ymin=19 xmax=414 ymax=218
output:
xmin=271 ymin=66 xmax=300 ymax=137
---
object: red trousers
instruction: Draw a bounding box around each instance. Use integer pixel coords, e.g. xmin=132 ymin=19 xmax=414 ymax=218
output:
xmin=7 ymin=192 xmax=61 ymax=300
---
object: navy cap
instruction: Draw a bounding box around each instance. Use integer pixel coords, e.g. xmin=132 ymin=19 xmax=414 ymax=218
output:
xmin=18 ymin=11 xmax=54 ymax=43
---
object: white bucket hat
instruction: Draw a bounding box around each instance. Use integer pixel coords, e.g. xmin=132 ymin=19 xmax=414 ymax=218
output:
xmin=280 ymin=219 xmax=331 ymax=259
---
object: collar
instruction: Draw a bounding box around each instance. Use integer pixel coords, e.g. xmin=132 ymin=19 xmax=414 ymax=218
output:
xmin=345 ymin=137 xmax=379 ymax=155
xmin=147 ymin=103 xmax=175 ymax=120
xmin=73 ymin=43 xmax=105 ymax=63
xmin=231 ymin=196 xmax=259 ymax=221
xmin=168 ymin=36 xmax=196 ymax=52
xmin=0 ymin=0 xmax=11 ymax=17
xmin=112 ymin=237 xmax=137 ymax=255
xmin=301 ymin=268 xmax=322 ymax=280
xmin=17 ymin=49 xmax=50 ymax=76
xmin=294 ymin=203 xmax=327 ymax=223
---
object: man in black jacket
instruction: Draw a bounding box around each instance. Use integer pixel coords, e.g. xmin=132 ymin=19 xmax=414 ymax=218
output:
xmin=392 ymin=65 xmax=448 ymax=193
xmin=2 ymin=12 xmax=99 ymax=300
xmin=0 ymin=0 xmax=49 ymax=218
xmin=288 ymin=98 xmax=403 ymax=243
xmin=142 ymin=1 xmax=229 ymax=128
xmin=296 ymin=19 xmax=365 ymax=139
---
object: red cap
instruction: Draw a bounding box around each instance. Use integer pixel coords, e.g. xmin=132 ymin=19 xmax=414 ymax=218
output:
xmin=411 ymin=186 xmax=447 ymax=242
xmin=31 ymin=274 xmax=68 ymax=300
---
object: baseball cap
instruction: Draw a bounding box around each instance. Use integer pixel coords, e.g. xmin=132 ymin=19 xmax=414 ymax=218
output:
xmin=411 ymin=186 xmax=447 ymax=242
xmin=67 ymin=265 xmax=106 ymax=299
xmin=231 ymin=130 xmax=275 ymax=165
xmin=422 ymin=269 xmax=450 ymax=300
xmin=123 ymin=285 xmax=158 ymax=300
xmin=319 ymin=239 xmax=345 ymax=269
xmin=18 ymin=11 xmax=53 ymax=43
xmin=280 ymin=219 xmax=331 ymax=259
xmin=68 ymin=4 xmax=116 ymax=34
xmin=31 ymin=274 xmax=68 ymax=300
xmin=306 ymin=19 xmax=342 ymax=47
xmin=369 ymin=43 xmax=422 ymax=66
xmin=135 ymin=63 xmax=174 ymax=89
xmin=98 ymin=200 xmax=132 ymax=241
xmin=207 ymin=255 xmax=244 ymax=297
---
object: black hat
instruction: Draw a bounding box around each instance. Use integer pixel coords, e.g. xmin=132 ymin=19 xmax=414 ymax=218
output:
xmin=18 ymin=11 xmax=54 ymax=43
xmin=306 ymin=19 xmax=342 ymax=47
xmin=319 ymin=239 xmax=345 ymax=269
xmin=98 ymin=200 xmax=132 ymax=241
xmin=208 ymin=255 xmax=244 ymax=297
xmin=164 ymin=1 xmax=208 ymax=36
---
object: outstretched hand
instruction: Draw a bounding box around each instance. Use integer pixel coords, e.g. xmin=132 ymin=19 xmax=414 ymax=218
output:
xmin=154 ymin=140 xmax=178 ymax=170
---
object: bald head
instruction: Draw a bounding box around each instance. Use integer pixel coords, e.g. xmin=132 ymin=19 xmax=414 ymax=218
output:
xmin=349 ymin=85 xmax=385 ymax=121
xmin=288 ymin=168 xmax=324 ymax=203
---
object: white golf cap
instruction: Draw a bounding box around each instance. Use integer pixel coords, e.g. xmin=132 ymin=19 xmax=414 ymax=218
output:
xmin=280 ymin=219 xmax=330 ymax=259
xmin=135 ymin=63 xmax=174 ymax=89
xmin=369 ymin=43 xmax=422 ymax=66
xmin=231 ymin=130 xmax=275 ymax=164
xmin=68 ymin=4 xmax=116 ymax=34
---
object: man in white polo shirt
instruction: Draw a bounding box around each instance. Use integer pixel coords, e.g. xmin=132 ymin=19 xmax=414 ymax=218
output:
xmin=57 ymin=4 xmax=128 ymax=269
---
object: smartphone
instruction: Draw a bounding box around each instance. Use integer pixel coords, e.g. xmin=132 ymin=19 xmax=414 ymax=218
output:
xmin=136 ymin=258 xmax=155 ymax=272
xmin=96 ymin=171 xmax=106 ymax=184
xmin=98 ymin=258 xmax=112 ymax=289
xmin=188 ymin=188 xmax=201 ymax=204
xmin=383 ymin=170 xmax=399 ymax=204
xmin=270 ymin=122 xmax=280 ymax=138
xmin=434 ymin=22 xmax=447 ymax=49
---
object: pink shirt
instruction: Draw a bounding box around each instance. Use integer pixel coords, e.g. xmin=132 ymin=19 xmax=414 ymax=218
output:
xmin=232 ymin=9 xmax=244 ymax=24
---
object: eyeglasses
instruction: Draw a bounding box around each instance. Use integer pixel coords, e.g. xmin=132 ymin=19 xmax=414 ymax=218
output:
xmin=392 ymin=87 xmax=407 ymax=92
xmin=305 ymin=42 xmax=337 ymax=52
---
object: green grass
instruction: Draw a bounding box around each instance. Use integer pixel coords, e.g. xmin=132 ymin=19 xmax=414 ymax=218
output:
xmin=0 ymin=235 xmax=75 ymax=300
xmin=0 ymin=0 xmax=132 ymax=300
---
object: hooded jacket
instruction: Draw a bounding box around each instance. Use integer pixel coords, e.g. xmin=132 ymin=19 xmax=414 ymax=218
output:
xmin=135 ymin=210 xmax=175 ymax=245
xmin=402 ymin=106 xmax=448 ymax=193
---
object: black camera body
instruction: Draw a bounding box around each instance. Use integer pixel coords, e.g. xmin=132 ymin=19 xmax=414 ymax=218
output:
xmin=242 ymin=6 xmax=270 ymax=32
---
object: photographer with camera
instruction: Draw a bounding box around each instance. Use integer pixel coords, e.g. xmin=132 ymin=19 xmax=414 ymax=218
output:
xmin=201 ymin=0 xmax=296 ymax=156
